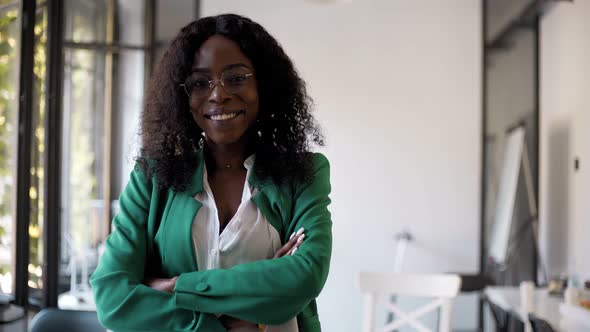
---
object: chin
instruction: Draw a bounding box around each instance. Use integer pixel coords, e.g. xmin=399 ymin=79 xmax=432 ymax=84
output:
xmin=206 ymin=132 xmax=247 ymax=146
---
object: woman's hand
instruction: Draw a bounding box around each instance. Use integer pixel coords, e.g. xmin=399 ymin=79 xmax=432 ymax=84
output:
xmin=144 ymin=276 xmax=178 ymax=293
xmin=273 ymin=228 xmax=305 ymax=258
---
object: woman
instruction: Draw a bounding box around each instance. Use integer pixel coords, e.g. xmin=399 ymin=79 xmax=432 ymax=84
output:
xmin=90 ymin=13 xmax=332 ymax=332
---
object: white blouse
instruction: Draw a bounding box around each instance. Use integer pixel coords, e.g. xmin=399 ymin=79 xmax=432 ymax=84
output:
xmin=191 ymin=155 xmax=298 ymax=332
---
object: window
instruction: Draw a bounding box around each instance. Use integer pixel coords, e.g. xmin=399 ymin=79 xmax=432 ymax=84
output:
xmin=0 ymin=0 xmax=21 ymax=296
xmin=58 ymin=0 xmax=148 ymax=309
xmin=1 ymin=0 xmax=199 ymax=310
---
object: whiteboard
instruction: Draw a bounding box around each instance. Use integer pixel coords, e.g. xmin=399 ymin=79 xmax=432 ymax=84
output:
xmin=488 ymin=126 xmax=525 ymax=264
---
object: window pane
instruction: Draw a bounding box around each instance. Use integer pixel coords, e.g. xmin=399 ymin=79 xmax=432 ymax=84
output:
xmin=111 ymin=50 xmax=144 ymax=195
xmin=59 ymin=48 xmax=106 ymax=310
xmin=116 ymin=0 xmax=145 ymax=45
xmin=156 ymin=0 xmax=195 ymax=41
xmin=28 ymin=0 xmax=48 ymax=305
xmin=58 ymin=48 xmax=146 ymax=310
xmin=64 ymin=0 xmax=107 ymax=43
xmin=0 ymin=2 xmax=21 ymax=296
xmin=154 ymin=0 xmax=197 ymax=68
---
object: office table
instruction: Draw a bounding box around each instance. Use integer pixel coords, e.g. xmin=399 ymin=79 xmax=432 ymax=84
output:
xmin=485 ymin=286 xmax=590 ymax=332
xmin=0 ymin=303 xmax=27 ymax=332
xmin=1 ymin=317 xmax=27 ymax=332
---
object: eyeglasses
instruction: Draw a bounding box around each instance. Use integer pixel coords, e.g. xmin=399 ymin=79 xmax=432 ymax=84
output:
xmin=180 ymin=70 xmax=255 ymax=100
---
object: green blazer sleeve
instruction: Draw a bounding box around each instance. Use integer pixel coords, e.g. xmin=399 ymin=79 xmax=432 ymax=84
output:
xmin=90 ymin=166 xmax=225 ymax=332
xmin=174 ymin=153 xmax=332 ymax=325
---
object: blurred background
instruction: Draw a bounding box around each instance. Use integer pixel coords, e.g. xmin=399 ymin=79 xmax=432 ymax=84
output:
xmin=0 ymin=0 xmax=589 ymax=331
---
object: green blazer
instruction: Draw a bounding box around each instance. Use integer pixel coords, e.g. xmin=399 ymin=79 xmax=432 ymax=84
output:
xmin=90 ymin=151 xmax=332 ymax=332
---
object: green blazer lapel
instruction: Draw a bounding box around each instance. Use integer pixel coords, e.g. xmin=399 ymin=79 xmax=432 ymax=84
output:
xmin=160 ymin=150 xmax=205 ymax=274
xmin=164 ymin=193 xmax=201 ymax=273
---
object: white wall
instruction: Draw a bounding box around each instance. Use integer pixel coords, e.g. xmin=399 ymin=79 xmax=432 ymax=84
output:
xmin=540 ymin=1 xmax=590 ymax=281
xmin=201 ymin=1 xmax=482 ymax=330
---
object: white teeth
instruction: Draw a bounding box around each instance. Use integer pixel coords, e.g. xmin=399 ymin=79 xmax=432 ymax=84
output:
xmin=210 ymin=112 xmax=239 ymax=121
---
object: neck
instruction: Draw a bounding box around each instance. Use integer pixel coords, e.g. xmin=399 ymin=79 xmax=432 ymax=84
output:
xmin=204 ymin=139 xmax=253 ymax=171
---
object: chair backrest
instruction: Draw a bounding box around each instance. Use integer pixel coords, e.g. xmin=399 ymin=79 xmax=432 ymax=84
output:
xmin=358 ymin=272 xmax=461 ymax=332
xmin=529 ymin=314 xmax=555 ymax=332
xmin=507 ymin=312 xmax=525 ymax=332
xmin=29 ymin=308 xmax=105 ymax=332
xmin=488 ymin=300 xmax=510 ymax=332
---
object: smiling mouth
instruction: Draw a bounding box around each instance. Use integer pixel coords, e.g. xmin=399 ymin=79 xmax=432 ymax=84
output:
xmin=205 ymin=110 xmax=245 ymax=121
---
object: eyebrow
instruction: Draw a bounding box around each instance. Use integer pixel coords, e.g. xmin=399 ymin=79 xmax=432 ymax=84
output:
xmin=191 ymin=63 xmax=251 ymax=73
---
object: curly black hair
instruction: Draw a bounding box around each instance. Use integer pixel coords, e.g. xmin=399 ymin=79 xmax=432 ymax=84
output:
xmin=138 ymin=13 xmax=324 ymax=191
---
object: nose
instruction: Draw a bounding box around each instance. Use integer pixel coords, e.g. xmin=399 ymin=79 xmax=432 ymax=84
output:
xmin=208 ymin=81 xmax=231 ymax=104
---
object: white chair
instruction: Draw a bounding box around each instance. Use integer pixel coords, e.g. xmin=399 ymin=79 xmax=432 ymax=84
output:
xmin=358 ymin=272 xmax=461 ymax=332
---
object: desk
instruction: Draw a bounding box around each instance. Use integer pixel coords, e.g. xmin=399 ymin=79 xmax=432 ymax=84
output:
xmin=485 ymin=286 xmax=589 ymax=332
xmin=1 ymin=317 xmax=27 ymax=332
xmin=0 ymin=303 xmax=27 ymax=332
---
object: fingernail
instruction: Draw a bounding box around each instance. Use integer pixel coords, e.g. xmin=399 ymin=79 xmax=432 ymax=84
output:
xmin=297 ymin=234 xmax=305 ymax=243
xmin=289 ymin=232 xmax=295 ymax=240
xmin=291 ymin=247 xmax=298 ymax=255
xmin=296 ymin=228 xmax=305 ymax=236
